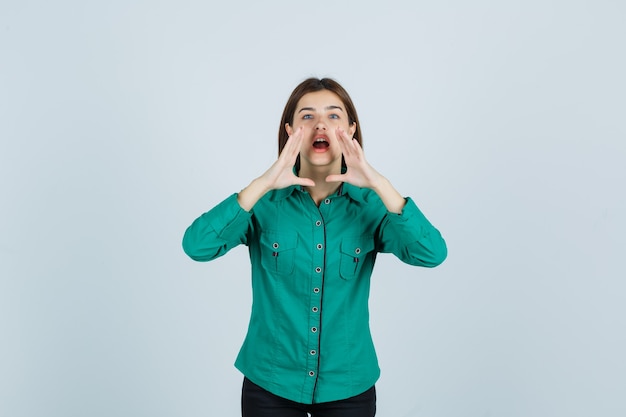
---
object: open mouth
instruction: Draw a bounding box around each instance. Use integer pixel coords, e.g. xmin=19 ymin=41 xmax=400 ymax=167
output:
xmin=313 ymin=138 xmax=329 ymax=149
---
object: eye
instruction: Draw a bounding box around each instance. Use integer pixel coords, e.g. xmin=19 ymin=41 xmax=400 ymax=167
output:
xmin=329 ymin=114 xmax=340 ymax=119
xmin=302 ymin=114 xmax=314 ymax=120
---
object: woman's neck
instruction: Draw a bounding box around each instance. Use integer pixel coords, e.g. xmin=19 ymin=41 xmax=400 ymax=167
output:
xmin=299 ymin=164 xmax=342 ymax=206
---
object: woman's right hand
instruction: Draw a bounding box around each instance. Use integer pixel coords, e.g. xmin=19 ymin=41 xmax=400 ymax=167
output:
xmin=259 ymin=126 xmax=315 ymax=190
xmin=237 ymin=127 xmax=314 ymax=211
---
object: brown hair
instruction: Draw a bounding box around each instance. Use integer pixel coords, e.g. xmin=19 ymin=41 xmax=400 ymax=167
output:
xmin=278 ymin=77 xmax=363 ymax=170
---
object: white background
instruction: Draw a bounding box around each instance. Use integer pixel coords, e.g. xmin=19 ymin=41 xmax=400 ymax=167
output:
xmin=1 ymin=1 xmax=625 ymax=416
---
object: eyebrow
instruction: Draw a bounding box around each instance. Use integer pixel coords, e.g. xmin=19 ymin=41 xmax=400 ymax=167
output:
xmin=297 ymin=105 xmax=345 ymax=113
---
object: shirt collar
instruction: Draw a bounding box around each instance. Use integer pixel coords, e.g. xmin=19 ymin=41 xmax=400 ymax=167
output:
xmin=271 ymin=167 xmax=367 ymax=204
xmin=271 ymin=185 xmax=301 ymax=202
xmin=270 ymin=182 xmax=366 ymax=204
xmin=338 ymin=182 xmax=367 ymax=204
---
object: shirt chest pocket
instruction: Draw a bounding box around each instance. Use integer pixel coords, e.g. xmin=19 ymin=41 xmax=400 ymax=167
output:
xmin=339 ymin=235 xmax=375 ymax=280
xmin=260 ymin=232 xmax=298 ymax=276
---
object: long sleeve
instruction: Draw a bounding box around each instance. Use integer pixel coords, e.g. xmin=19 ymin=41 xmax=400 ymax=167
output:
xmin=376 ymin=197 xmax=447 ymax=267
xmin=182 ymin=193 xmax=253 ymax=262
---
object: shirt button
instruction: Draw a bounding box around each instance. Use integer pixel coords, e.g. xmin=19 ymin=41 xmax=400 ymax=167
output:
xmin=355 ymin=247 xmax=361 ymax=254
xmin=309 ymin=371 xmax=315 ymax=377
xmin=312 ymin=307 xmax=318 ymax=313
xmin=316 ymin=243 xmax=323 ymax=250
xmin=313 ymin=288 xmax=320 ymax=293
xmin=272 ymin=242 xmax=279 ymax=249
xmin=315 ymin=267 xmax=322 ymax=273
xmin=324 ymin=198 xmax=331 ymax=204
xmin=311 ymin=327 xmax=318 ymax=333
xmin=315 ymin=220 xmax=322 ymax=227
xmin=310 ymin=350 xmax=317 ymax=356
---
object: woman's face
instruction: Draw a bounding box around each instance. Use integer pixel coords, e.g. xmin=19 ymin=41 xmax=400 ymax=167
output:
xmin=285 ymin=90 xmax=356 ymax=172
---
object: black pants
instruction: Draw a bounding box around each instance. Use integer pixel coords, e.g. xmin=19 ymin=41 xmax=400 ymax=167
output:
xmin=241 ymin=377 xmax=376 ymax=417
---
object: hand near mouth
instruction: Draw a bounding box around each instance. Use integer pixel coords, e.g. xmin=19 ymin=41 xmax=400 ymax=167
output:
xmin=325 ymin=127 xmax=382 ymax=189
xmin=326 ymin=127 xmax=407 ymax=213
xmin=260 ymin=126 xmax=316 ymax=190
xmin=237 ymin=127 xmax=315 ymax=211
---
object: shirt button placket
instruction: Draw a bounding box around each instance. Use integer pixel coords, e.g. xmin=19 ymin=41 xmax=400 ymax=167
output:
xmin=307 ymin=215 xmax=325 ymax=389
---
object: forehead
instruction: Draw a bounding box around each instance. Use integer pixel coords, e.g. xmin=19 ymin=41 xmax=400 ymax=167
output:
xmin=296 ymin=90 xmax=345 ymax=110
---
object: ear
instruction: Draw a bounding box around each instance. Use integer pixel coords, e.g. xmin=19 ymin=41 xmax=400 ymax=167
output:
xmin=285 ymin=123 xmax=293 ymax=136
xmin=348 ymin=122 xmax=357 ymax=136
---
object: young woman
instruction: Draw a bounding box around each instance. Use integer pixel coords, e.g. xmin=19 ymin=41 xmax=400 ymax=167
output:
xmin=182 ymin=77 xmax=447 ymax=417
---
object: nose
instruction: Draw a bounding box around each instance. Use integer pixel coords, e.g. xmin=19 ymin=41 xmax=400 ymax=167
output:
xmin=315 ymin=121 xmax=327 ymax=131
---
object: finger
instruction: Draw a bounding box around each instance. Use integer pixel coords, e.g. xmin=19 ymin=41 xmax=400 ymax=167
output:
xmin=338 ymin=127 xmax=362 ymax=158
xmin=333 ymin=128 xmax=347 ymax=152
xmin=336 ymin=127 xmax=352 ymax=144
xmin=325 ymin=174 xmax=346 ymax=183
xmin=282 ymin=127 xmax=304 ymax=160
xmin=286 ymin=127 xmax=303 ymax=151
xmin=295 ymin=177 xmax=316 ymax=187
xmin=335 ymin=128 xmax=353 ymax=157
xmin=343 ymin=129 xmax=359 ymax=154
xmin=341 ymin=128 xmax=359 ymax=151
xmin=288 ymin=127 xmax=304 ymax=156
xmin=350 ymin=134 xmax=364 ymax=156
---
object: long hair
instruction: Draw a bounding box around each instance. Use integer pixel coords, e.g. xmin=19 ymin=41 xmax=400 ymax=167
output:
xmin=278 ymin=78 xmax=363 ymax=170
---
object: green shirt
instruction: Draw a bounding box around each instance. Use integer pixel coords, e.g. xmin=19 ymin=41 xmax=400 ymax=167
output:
xmin=182 ymin=183 xmax=447 ymax=404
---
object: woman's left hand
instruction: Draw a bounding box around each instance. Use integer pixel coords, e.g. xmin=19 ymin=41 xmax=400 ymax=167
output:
xmin=325 ymin=127 xmax=383 ymax=188
xmin=327 ymin=127 xmax=407 ymax=213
